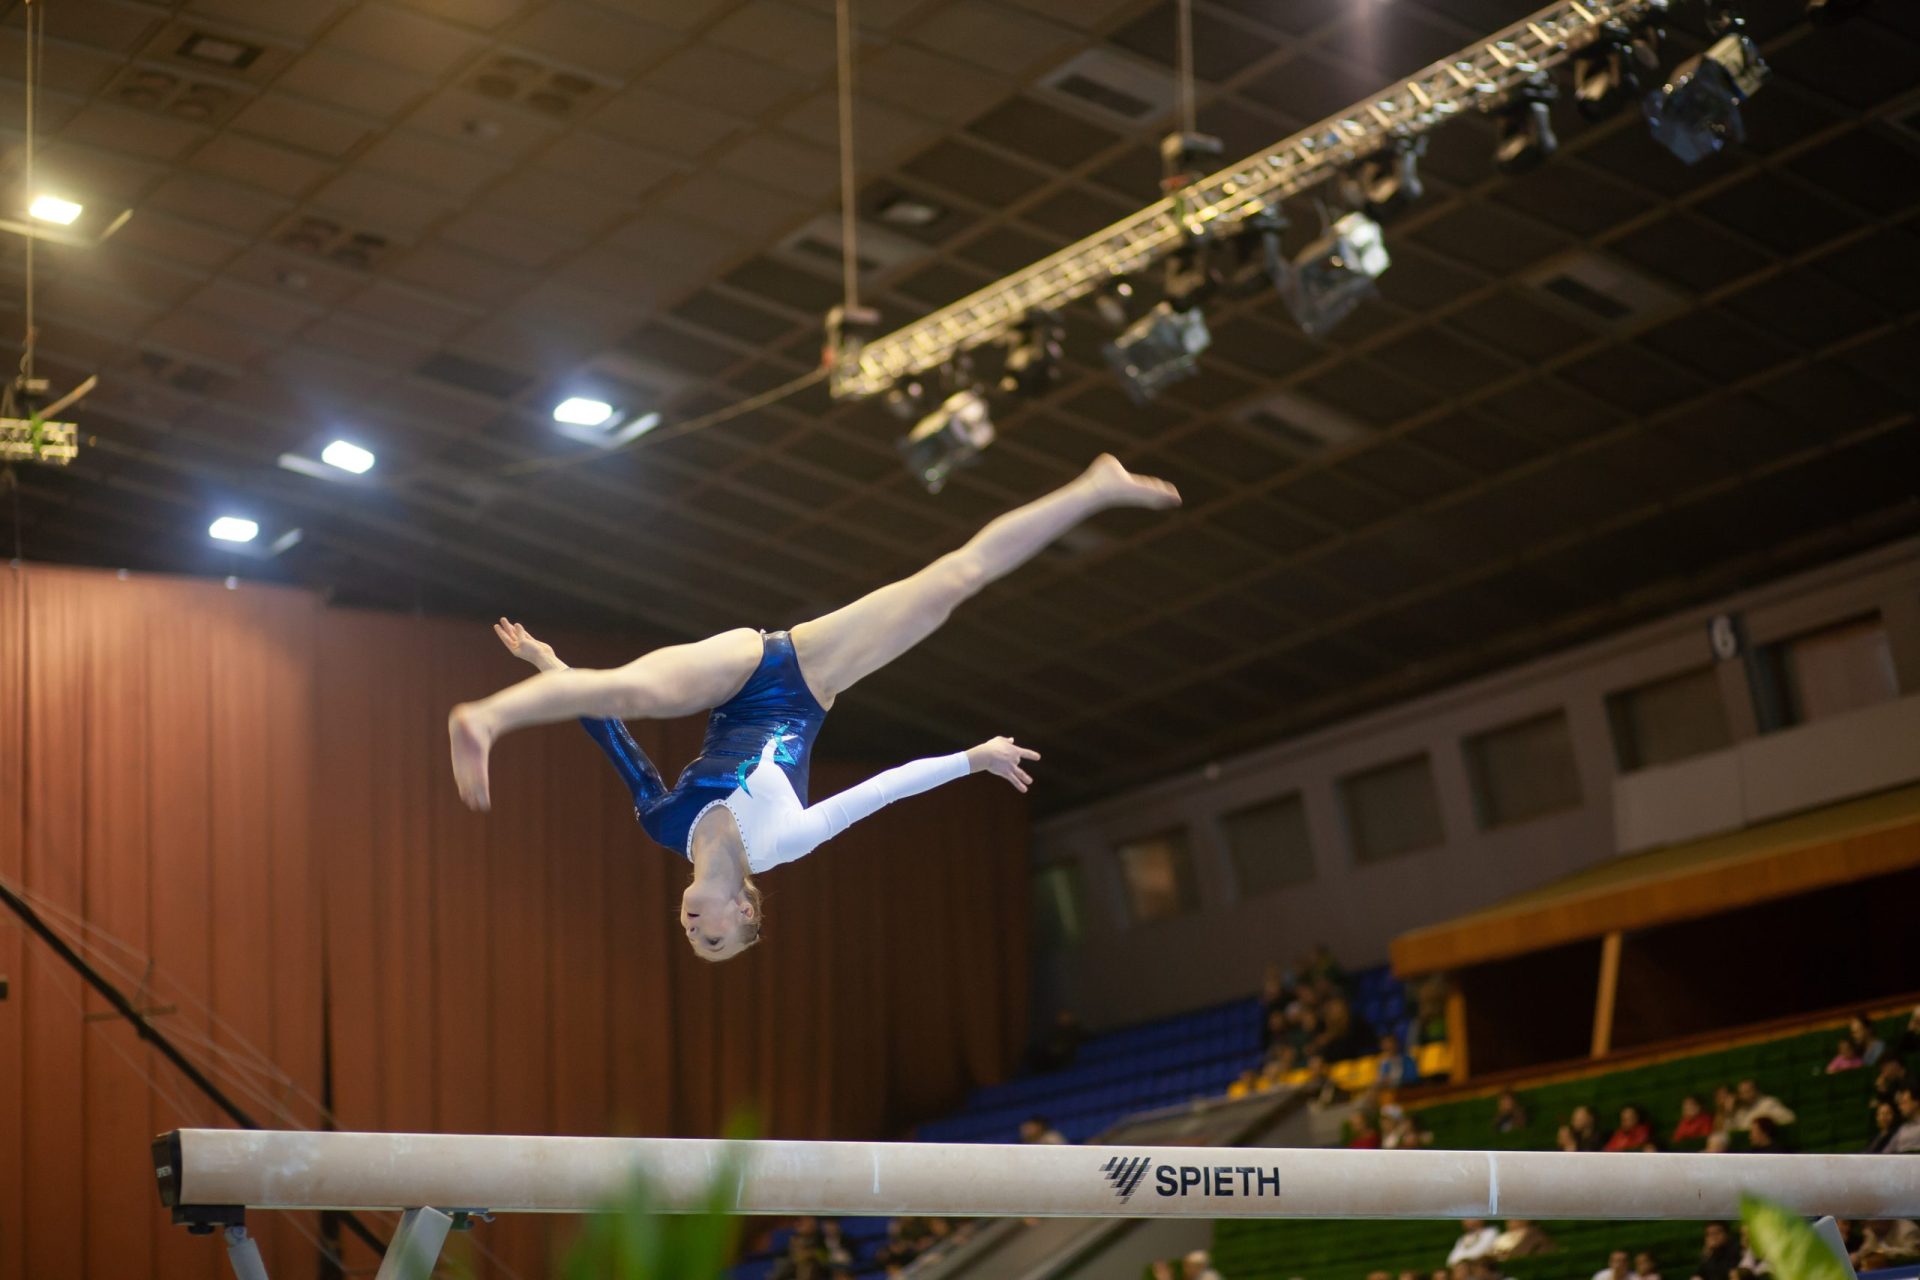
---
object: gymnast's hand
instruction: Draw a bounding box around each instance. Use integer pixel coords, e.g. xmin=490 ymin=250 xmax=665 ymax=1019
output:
xmin=966 ymin=736 xmax=1040 ymax=794
xmin=494 ymin=617 xmax=565 ymax=672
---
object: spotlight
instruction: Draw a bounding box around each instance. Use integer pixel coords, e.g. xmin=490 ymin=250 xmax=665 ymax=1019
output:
xmin=899 ymin=390 xmax=993 ymax=494
xmin=1093 ymin=276 xmax=1136 ymax=329
xmin=1343 ymin=136 xmax=1426 ymax=223
xmin=1643 ymin=31 xmax=1767 ymax=165
xmin=1494 ymin=76 xmax=1559 ymax=174
xmin=997 ymin=312 xmax=1063 ymax=397
xmin=1103 ymin=302 xmax=1210 ymax=404
xmin=320 ymin=439 xmax=375 ymax=474
xmin=1573 ymin=18 xmax=1663 ymax=121
xmin=1279 ymin=212 xmax=1390 ymax=340
xmin=28 ymin=194 xmax=83 ymax=225
xmin=1219 ymin=207 xmax=1289 ymax=297
xmin=553 ymin=396 xmax=614 ymax=427
xmin=209 ymin=516 xmax=259 ymax=544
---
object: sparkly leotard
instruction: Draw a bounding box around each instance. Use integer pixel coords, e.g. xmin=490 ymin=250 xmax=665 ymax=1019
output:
xmin=581 ymin=630 xmax=967 ymax=870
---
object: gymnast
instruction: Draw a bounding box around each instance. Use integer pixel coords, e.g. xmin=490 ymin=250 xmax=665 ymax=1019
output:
xmin=449 ymin=454 xmax=1179 ymax=960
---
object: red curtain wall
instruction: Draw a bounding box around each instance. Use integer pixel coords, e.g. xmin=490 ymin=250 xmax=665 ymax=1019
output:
xmin=0 ymin=563 xmax=1030 ymax=1280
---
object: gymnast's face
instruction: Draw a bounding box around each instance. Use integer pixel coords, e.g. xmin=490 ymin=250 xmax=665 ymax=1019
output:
xmin=680 ymin=882 xmax=755 ymax=961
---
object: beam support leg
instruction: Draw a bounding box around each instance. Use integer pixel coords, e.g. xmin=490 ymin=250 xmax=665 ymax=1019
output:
xmin=223 ymin=1225 xmax=270 ymax=1280
xmin=374 ymin=1207 xmax=454 ymax=1280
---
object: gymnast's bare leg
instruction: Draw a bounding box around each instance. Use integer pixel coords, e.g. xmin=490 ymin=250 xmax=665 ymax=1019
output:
xmin=448 ymin=454 xmax=1179 ymax=809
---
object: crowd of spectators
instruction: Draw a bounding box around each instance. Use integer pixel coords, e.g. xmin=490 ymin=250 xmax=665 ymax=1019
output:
xmin=1148 ymin=1248 xmax=1225 ymax=1280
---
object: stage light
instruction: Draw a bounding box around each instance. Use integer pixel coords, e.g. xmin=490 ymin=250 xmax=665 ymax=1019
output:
xmin=553 ymin=396 xmax=615 ymax=427
xmin=1103 ymin=301 xmax=1210 ymax=404
xmin=1093 ymin=277 xmax=1136 ymax=329
xmin=209 ymin=516 xmax=259 ymax=544
xmin=320 ymin=439 xmax=375 ymax=474
xmin=1572 ymin=18 xmax=1663 ymax=121
xmin=1494 ymin=76 xmax=1559 ymax=174
xmin=1643 ymin=31 xmax=1767 ymax=165
xmin=28 ymin=195 xmax=82 ymax=225
xmin=997 ymin=313 xmax=1064 ymax=397
xmin=899 ymin=390 xmax=993 ymax=494
xmin=1344 ymin=136 xmax=1426 ymax=223
xmin=1280 ymin=212 xmax=1389 ymax=340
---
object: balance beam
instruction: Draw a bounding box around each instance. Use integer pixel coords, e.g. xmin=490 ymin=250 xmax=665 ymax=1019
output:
xmin=158 ymin=1128 xmax=1920 ymax=1221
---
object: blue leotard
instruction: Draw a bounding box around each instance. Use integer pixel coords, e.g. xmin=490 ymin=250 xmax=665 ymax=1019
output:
xmin=581 ymin=630 xmax=968 ymax=868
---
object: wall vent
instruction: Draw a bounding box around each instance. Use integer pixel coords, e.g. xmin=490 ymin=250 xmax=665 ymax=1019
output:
xmin=1523 ymin=250 xmax=1685 ymax=331
xmin=1238 ymin=390 xmax=1370 ymax=457
xmin=774 ymin=212 xmax=924 ymax=281
xmin=465 ymin=53 xmax=607 ymax=119
xmin=135 ymin=348 xmax=234 ymax=396
xmin=1037 ymin=48 xmax=1175 ymax=127
xmin=270 ymin=214 xmax=397 ymax=271
xmin=106 ymin=65 xmax=247 ymax=126
xmin=135 ymin=21 xmax=294 ymax=86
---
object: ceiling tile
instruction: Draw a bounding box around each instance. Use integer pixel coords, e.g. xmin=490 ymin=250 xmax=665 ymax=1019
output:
xmin=642 ymin=43 xmax=811 ymax=116
xmin=57 ymin=102 xmax=207 ymax=162
xmin=190 ymin=134 xmax=334 ymax=198
xmin=1611 ymin=213 xmax=1772 ymax=295
xmin=711 ymin=131 xmax=843 ymax=202
xmin=505 ymin=2 xmax=684 ymax=79
xmin=358 ymin=130 xmax=514 ymax=199
xmin=1109 ymin=2 xmax=1272 ymax=81
xmin=230 ymin=92 xmax=376 ymax=158
xmin=394 ymin=0 xmax=534 ymax=31
xmin=404 ymin=86 xmax=563 ymax=159
xmin=591 ymin=86 xmax=748 ymax=156
xmin=323 ymin=4 xmax=488 ymax=77
xmin=707 ymin=0 xmax=840 ymax=76
xmin=145 ymin=175 xmax=292 ymax=235
xmin=310 ymin=169 xmax=453 ymax=236
xmin=858 ymin=44 xmax=1011 ymax=123
xmin=912 ymin=2 xmax=1081 ymax=75
xmin=653 ymin=168 xmax=815 ymax=243
xmin=185 ymin=0 xmax=347 ymax=39
xmin=275 ymin=48 xmax=437 ymax=117
xmin=388 ymin=241 xmax=538 ymax=305
xmin=440 ymin=208 xmax=583 ymax=267
xmin=781 ymin=93 xmax=945 ymax=171
xmin=966 ymin=95 xmax=1123 ymax=170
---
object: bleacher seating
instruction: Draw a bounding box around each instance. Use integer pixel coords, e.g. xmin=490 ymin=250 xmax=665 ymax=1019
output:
xmin=1213 ymin=1009 xmax=1907 ymax=1280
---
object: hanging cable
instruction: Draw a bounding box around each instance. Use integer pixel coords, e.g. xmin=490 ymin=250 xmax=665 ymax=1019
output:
xmin=1175 ymin=0 xmax=1190 ymax=136
xmin=19 ymin=0 xmax=39 ymax=390
xmin=835 ymin=0 xmax=860 ymax=312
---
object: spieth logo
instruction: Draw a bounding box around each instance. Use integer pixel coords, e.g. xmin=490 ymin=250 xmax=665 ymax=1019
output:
xmin=1101 ymin=1155 xmax=1153 ymax=1202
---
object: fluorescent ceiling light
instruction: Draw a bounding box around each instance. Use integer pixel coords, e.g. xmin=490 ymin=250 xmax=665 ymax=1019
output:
xmin=29 ymin=195 xmax=82 ymax=225
xmin=321 ymin=439 xmax=375 ymax=474
xmin=209 ymin=516 xmax=259 ymax=543
xmin=553 ymin=397 xmax=614 ymax=427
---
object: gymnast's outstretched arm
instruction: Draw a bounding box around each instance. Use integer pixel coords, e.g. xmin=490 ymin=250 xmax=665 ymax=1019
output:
xmin=762 ymin=735 xmax=1039 ymax=868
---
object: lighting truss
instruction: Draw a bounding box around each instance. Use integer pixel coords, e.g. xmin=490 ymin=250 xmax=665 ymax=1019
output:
xmin=829 ymin=0 xmax=1662 ymax=401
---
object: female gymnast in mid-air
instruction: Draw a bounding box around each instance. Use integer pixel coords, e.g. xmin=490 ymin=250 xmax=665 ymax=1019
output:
xmin=449 ymin=454 xmax=1180 ymax=960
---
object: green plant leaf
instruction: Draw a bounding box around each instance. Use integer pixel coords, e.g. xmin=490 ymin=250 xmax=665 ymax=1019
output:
xmin=1740 ymin=1195 xmax=1849 ymax=1280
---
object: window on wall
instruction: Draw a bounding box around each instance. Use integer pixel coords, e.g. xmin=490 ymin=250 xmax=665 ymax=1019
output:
xmin=1464 ymin=710 xmax=1584 ymax=829
xmin=1607 ymin=666 xmax=1733 ymax=771
xmin=1340 ymin=754 xmax=1444 ymax=864
xmin=1115 ymin=828 xmax=1200 ymax=923
xmin=1221 ymin=793 xmax=1315 ymax=897
xmin=1763 ymin=614 xmax=1900 ymax=729
xmin=1032 ymin=862 xmax=1087 ymax=949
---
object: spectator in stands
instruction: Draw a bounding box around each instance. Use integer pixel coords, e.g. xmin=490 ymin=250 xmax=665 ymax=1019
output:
xmin=1019 ymin=1116 xmax=1067 ymax=1145
xmin=1379 ymin=1034 xmax=1421 ymax=1088
xmin=1747 ymin=1115 xmax=1794 ymax=1154
xmin=1313 ymin=996 xmax=1375 ymax=1062
xmin=1827 ymin=1036 xmax=1866 ymax=1074
xmin=1449 ymin=1220 xmax=1502 ymax=1266
xmin=1305 ymin=942 xmax=1347 ymax=988
xmin=1672 ymin=1095 xmax=1714 ymax=1145
xmin=1348 ymin=1110 xmax=1383 ymax=1149
xmin=1856 ymin=1220 xmax=1920 ymax=1264
xmin=1703 ymin=1132 xmax=1732 ymax=1154
xmin=1182 ymin=1247 xmax=1224 ymax=1280
xmin=1737 ymin=1225 xmax=1769 ymax=1276
xmin=1711 ymin=1086 xmax=1738 ymax=1135
xmin=1594 ymin=1249 xmax=1634 ymax=1280
xmin=1149 ymin=1262 xmax=1177 ymax=1280
xmin=1493 ymin=1089 xmax=1529 ymax=1134
xmin=1492 ymin=1219 xmax=1555 ymax=1259
xmin=1367 ymin=1270 xmax=1395 ymax=1280
xmin=1634 ymin=1251 xmax=1662 ymax=1280
xmin=1559 ymin=1105 xmax=1604 ymax=1152
xmin=1848 ymin=1015 xmax=1887 ymax=1067
xmin=1867 ymin=1101 xmax=1902 ymax=1153
xmin=1383 ymin=1106 xmax=1431 ymax=1149
xmin=1890 ymin=1086 xmax=1920 ymax=1154
xmin=1893 ymin=1006 xmax=1920 ymax=1065
xmin=1729 ymin=1080 xmax=1795 ymax=1132
xmin=1873 ymin=1059 xmax=1910 ymax=1110
xmin=1604 ymin=1104 xmax=1652 ymax=1152
xmin=1303 ymin=1054 xmax=1347 ymax=1109
xmin=1694 ymin=1222 xmax=1741 ymax=1280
